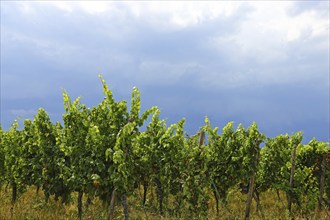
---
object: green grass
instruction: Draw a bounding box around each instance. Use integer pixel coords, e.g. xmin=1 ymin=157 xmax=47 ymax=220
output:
xmin=0 ymin=186 xmax=329 ymax=220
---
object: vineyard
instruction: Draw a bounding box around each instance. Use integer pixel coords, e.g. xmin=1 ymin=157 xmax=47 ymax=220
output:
xmin=0 ymin=75 xmax=329 ymax=220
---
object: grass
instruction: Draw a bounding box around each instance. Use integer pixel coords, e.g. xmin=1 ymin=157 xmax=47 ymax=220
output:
xmin=0 ymin=186 xmax=329 ymax=220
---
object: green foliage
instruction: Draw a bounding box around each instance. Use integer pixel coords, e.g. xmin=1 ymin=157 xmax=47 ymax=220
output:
xmin=257 ymin=132 xmax=330 ymax=215
xmin=182 ymin=130 xmax=212 ymax=217
xmin=242 ymin=122 xmax=265 ymax=177
xmin=21 ymin=119 xmax=41 ymax=188
xmin=62 ymin=91 xmax=91 ymax=192
xmin=296 ymin=139 xmax=330 ymax=210
xmin=33 ymin=108 xmax=70 ymax=202
xmin=0 ymin=124 xmax=5 ymax=187
xmin=258 ymin=134 xmax=291 ymax=192
xmin=1 ymin=74 xmax=328 ymax=219
xmin=2 ymin=120 xmax=26 ymax=202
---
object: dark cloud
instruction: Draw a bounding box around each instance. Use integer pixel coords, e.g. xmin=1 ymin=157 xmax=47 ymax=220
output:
xmin=1 ymin=2 xmax=329 ymax=143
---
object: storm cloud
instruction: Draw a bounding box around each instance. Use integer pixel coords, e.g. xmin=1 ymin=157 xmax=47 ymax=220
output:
xmin=1 ymin=1 xmax=329 ymax=142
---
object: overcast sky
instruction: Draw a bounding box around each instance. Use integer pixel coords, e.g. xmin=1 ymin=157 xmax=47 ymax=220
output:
xmin=1 ymin=1 xmax=329 ymax=142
